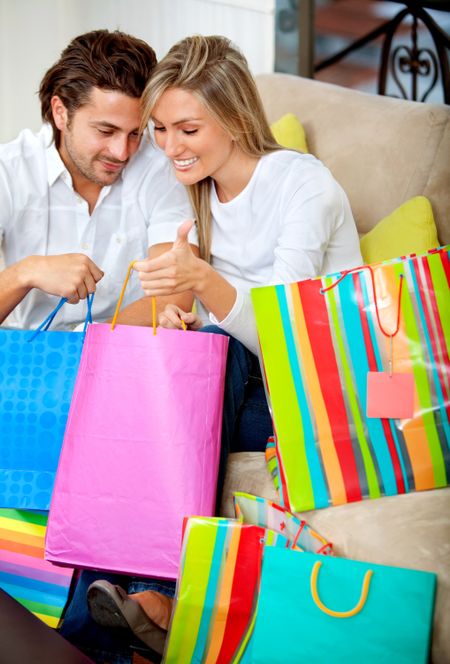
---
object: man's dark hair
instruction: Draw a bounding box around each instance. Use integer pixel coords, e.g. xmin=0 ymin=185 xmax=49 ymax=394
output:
xmin=39 ymin=29 xmax=157 ymax=146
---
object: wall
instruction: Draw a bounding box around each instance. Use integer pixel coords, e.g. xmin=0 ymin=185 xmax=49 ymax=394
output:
xmin=0 ymin=0 xmax=275 ymax=142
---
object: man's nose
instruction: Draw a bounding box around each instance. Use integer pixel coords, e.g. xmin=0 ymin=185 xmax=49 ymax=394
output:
xmin=109 ymin=135 xmax=130 ymax=162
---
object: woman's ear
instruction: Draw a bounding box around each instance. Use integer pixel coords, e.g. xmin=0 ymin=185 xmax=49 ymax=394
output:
xmin=50 ymin=96 xmax=68 ymax=131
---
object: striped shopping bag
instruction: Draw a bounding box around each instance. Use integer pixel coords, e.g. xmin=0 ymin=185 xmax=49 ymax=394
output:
xmin=164 ymin=493 xmax=332 ymax=663
xmin=0 ymin=509 xmax=74 ymax=627
xmin=252 ymin=247 xmax=449 ymax=512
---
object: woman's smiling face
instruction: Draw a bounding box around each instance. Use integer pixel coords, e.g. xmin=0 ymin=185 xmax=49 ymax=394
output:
xmin=152 ymin=87 xmax=236 ymax=186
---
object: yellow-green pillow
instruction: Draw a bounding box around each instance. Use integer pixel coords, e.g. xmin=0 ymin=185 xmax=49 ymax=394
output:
xmin=270 ymin=113 xmax=308 ymax=153
xmin=360 ymin=196 xmax=439 ymax=264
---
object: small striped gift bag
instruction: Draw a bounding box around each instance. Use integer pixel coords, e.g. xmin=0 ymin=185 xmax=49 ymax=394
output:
xmin=163 ymin=493 xmax=332 ymax=663
xmin=0 ymin=509 xmax=74 ymax=627
xmin=252 ymin=246 xmax=449 ymax=512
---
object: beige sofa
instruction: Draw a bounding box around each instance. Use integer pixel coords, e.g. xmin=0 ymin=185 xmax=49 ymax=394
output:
xmin=221 ymin=74 xmax=450 ymax=663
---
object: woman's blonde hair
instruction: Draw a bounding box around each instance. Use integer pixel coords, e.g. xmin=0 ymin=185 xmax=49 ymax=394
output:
xmin=141 ymin=35 xmax=280 ymax=261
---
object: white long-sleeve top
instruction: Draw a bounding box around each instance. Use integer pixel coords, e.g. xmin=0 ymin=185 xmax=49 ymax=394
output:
xmin=201 ymin=150 xmax=363 ymax=355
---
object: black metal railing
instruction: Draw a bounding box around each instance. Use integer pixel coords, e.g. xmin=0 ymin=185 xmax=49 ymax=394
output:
xmin=313 ymin=1 xmax=450 ymax=103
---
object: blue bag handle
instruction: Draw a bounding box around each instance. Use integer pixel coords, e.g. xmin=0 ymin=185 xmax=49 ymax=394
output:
xmin=27 ymin=293 xmax=94 ymax=342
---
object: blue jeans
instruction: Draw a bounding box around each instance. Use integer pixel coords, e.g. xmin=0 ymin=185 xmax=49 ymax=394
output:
xmin=200 ymin=325 xmax=273 ymax=508
xmin=60 ymin=326 xmax=272 ymax=663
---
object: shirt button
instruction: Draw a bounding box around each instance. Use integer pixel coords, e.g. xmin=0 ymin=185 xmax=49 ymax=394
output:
xmin=116 ymin=236 xmax=122 ymax=244
xmin=81 ymin=243 xmax=89 ymax=250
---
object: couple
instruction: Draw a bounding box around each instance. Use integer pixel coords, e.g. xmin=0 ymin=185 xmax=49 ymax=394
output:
xmin=0 ymin=29 xmax=362 ymax=663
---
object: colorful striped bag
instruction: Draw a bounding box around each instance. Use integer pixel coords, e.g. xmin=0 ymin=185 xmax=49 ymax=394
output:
xmin=252 ymin=247 xmax=449 ymax=512
xmin=0 ymin=509 xmax=74 ymax=627
xmin=163 ymin=492 xmax=332 ymax=663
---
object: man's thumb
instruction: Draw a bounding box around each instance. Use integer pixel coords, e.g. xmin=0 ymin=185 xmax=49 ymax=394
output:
xmin=174 ymin=219 xmax=194 ymax=247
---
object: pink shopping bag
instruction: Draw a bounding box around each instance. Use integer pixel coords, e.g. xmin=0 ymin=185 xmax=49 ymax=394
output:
xmin=45 ymin=320 xmax=228 ymax=579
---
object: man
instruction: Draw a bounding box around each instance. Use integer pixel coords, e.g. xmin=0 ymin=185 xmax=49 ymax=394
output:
xmin=0 ymin=28 xmax=197 ymax=664
xmin=0 ymin=29 xmax=194 ymax=330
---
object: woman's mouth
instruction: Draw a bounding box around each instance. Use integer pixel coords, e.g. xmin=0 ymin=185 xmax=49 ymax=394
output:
xmin=173 ymin=157 xmax=199 ymax=171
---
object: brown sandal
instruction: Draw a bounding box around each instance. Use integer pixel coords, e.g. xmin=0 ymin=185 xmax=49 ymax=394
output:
xmin=87 ymin=580 xmax=167 ymax=655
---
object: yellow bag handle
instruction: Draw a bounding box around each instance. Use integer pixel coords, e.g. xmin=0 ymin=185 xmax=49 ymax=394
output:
xmin=310 ymin=561 xmax=373 ymax=618
xmin=110 ymin=260 xmax=186 ymax=334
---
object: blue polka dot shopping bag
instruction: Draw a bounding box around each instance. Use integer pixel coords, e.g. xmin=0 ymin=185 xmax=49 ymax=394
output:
xmin=0 ymin=296 xmax=93 ymax=510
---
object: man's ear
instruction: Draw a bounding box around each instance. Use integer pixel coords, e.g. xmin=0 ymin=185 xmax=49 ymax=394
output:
xmin=50 ymin=96 xmax=68 ymax=131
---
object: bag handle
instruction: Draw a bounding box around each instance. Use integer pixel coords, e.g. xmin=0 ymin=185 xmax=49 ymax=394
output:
xmin=110 ymin=260 xmax=187 ymax=333
xmin=27 ymin=293 xmax=94 ymax=342
xmin=320 ymin=265 xmax=404 ymax=338
xmin=321 ymin=265 xmax=404 ymax=375
xmin=310 ymin=560 xmax=373 ymax=618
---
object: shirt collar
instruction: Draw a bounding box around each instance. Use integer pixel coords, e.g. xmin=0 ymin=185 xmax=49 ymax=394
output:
xmin=45 ymin=129 xmax=70 ymax=188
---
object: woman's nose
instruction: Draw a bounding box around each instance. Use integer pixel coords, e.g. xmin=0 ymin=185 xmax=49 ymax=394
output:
xmin=164 ymin=132 xmax=183 ymax=158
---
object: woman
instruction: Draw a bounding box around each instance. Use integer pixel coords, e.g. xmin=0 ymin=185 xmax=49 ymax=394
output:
xmin=85 ymin=34 xmax=362 ymax=656
xmin=134 ymin=35 xmax=361 ymax=349
xmin=132 ymin=33 xmax=362 ymax=460
xmin=132 ymin=33 xmax=361 ymax=452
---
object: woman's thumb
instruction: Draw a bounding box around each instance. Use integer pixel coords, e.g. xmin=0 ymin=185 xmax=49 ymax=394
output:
xmin=174 ymin=219 xmax=195 ymax=247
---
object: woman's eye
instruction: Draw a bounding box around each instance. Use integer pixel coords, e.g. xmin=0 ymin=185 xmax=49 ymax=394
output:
xmin=183 ymin=129 xmax=197 ymax=135
xmin=153 ymin=125 xmax=166 ymax=132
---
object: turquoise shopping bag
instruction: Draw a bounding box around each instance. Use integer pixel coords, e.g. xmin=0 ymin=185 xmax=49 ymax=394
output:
xmin=251 ymin=549 xmax=436 ymax=664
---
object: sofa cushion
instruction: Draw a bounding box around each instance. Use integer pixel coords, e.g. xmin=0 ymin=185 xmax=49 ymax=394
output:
xmin=222 ymin=452 xmax=450 ymax=664
xmin=360 ymin=196 xmax=440 ymax=264
xmin=270 ymin=113 xmax=308 ymax=153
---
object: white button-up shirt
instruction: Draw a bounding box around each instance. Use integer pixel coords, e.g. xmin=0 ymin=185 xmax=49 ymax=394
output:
xmin=0 ymin=125 xmax=194 ymax=329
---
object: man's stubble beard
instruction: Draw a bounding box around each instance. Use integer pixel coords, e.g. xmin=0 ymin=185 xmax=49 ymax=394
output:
xmin=62 ymin=131 xmax=124 ymax=187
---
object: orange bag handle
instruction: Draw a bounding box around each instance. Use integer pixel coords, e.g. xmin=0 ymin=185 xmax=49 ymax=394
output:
xmin=110 ymin=260 xmax=186 ymax=334
xmin=310 ymin=561 xmax=373 ymax=618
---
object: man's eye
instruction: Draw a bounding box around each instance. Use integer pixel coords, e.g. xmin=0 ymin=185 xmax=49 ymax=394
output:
xmin=97 ymin=129 xmax=113 ymax=135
